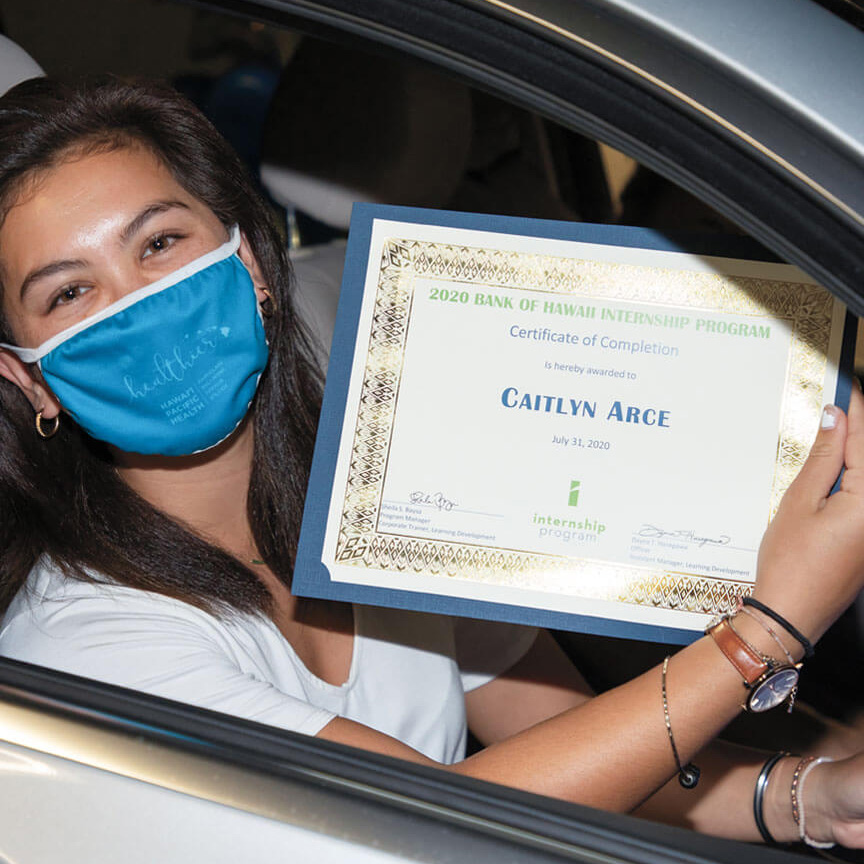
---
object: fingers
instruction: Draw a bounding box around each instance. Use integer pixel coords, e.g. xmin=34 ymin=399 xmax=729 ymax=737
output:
xmin=844 ymin=380 xmax=864 ymax=473
xmin=784 ymin=403 xmax=847 ymax=510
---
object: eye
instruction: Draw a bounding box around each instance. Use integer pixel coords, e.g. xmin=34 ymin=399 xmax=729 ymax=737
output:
xmin=141 ymin=232 xmax=182 ymax=259
xmin=49 ymin=284 xmax=90 ymax=311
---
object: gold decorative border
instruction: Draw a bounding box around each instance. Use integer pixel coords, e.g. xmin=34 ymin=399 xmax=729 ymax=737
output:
xmin=335 ymin=239 xmax=835 ymax=616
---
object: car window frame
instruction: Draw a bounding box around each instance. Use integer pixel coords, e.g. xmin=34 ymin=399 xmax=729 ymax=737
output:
xmin=0 ymin=655 xmax=808 ymax=863
xmin=208 ymin=0 xmax=864 ymax=313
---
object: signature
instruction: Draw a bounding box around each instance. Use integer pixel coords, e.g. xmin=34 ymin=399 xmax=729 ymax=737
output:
xmin=637 ymin=524 xmax=730 ymax=548
xmin=409 ymin=491 xmax=458 ymax=512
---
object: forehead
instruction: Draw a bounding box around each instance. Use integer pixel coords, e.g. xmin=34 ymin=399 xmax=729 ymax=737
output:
xmin=7 ymin=142 xmax=185 ymax=218
xmin=0 ymin=145 xmax=204 ymax=268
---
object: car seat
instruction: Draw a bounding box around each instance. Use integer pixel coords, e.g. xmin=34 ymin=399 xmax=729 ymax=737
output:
xmin=0 ymin=34 xmax=44 ymax=95
xmin=259 ymin=38 xmax=575 ymax=366
xmin=259 ymin=39 xmax=472 ymax=366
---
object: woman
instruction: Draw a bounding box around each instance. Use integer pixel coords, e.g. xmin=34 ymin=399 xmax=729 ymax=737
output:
xmin=1 ymin=76 xmax=863 ymax=847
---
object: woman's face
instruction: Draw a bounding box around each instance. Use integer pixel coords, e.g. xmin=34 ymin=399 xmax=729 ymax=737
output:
xmin=0 ymin=144 xmax=265 ymax=419
xmin=1 ymin=144 xmax=231 ymax=347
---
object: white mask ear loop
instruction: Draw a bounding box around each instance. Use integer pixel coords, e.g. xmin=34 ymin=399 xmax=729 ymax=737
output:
xmin=0 ymin=225 xmax=242 ymax=365
xmin=0 ymin=340 xmax=42 ymax=366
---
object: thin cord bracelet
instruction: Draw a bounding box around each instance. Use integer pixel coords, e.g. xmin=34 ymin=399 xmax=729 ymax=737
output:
xmin=753 ymin=751 xmax=791 ymax=844
xmin=741 ymin=597 xmax=815 ymax=658
xmin=661 ymin=656 xmax=700 ymax=788
xmin=738 ymin=607 xmax=796 ymax=664
xmin=792 ymin=756 xmax=835 ymax=849
xmin=726 ymin=614 xmax=776 ymax=661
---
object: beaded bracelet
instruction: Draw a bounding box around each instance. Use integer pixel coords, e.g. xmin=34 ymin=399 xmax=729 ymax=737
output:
xmin=791 ymin=755 xmax=835 ymax=849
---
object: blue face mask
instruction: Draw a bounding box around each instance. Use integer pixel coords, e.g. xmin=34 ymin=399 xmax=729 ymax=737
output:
xmin=1 ymin=226 xmax=269 ymax=456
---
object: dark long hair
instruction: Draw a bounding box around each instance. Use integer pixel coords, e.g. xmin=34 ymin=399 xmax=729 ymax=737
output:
xmin=0 ymin=76 xmax=322 ymax=616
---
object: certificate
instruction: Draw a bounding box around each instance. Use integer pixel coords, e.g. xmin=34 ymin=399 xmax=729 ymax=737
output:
xmin=293 ymin=205 xmax=855 ymax=643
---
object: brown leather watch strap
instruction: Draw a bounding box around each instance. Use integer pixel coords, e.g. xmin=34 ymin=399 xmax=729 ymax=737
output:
xmin=707 ymin=618 xmax=768 ymax=685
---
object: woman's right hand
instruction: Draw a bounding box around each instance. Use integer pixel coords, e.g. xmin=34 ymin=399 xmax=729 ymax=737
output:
xmin=754 ymin=382 xmax=864 ymax=645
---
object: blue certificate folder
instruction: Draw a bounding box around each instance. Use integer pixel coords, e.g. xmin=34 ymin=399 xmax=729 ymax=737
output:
xmin=293 ymin=204 xmax=856 ymax=645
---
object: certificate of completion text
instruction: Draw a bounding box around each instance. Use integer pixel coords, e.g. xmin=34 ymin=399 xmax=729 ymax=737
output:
xmin=298 ymin=209 xmax=850 ymax=638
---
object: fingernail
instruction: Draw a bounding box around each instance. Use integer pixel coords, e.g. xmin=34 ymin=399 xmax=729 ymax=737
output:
xmin=821 ymin=405 xmax=838 ymax=429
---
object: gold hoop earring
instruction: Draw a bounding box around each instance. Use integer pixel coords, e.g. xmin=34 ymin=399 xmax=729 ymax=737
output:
xmin=259 ymin=288 xmax=277 ymax=318
xmin=35 ymin=411 xmax=60 ymax=439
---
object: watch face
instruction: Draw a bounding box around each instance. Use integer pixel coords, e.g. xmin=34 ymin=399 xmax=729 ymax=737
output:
xmin=748 ymin=668 xmax=799 ymax=712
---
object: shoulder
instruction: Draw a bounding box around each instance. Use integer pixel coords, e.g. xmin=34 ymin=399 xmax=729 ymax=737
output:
xmin=0 ymin=558 xmax=251 ymax=672
xmin=0 ymin=559 xmax=335 ymax=736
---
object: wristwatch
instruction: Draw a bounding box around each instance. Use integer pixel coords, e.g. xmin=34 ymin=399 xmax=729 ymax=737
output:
xmin=706 ymin=618 xmax=801 ymax=712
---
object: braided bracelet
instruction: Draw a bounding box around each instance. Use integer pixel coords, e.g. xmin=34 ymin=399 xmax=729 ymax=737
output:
xmin=791 ymin=756 xmax=835 ymax=849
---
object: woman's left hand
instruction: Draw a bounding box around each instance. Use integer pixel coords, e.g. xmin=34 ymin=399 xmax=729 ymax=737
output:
xmin=794 ymin=752 xmax=864 ymax=848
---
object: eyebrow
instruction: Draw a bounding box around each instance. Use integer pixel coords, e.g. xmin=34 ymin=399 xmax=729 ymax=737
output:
xmin=19 ymin=257 xmax=88 ymax=301
xmin=119 ymin=199 xmax=190 ymax=244
xmin=18 ymin=200 xmax=192 ymax=301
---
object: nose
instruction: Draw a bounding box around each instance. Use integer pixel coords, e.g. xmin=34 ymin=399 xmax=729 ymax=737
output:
xmin=99 ymin=259 xmax=158 ymax=308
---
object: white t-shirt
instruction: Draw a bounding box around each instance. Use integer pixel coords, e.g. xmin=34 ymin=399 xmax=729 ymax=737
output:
xmin=0 ymin=560 xmax=537 ymax=764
